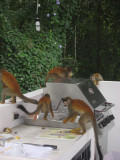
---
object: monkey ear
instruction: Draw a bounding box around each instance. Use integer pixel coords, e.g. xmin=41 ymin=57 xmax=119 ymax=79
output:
xmin=61 ymin=98 xmax=64 ymax=102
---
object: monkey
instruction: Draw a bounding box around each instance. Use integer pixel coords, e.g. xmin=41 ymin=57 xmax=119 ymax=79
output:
xmin=90 ymin=73 xmax=104 ymax=85
xmin=17 ymin=94 xmax=54 ymax=121
xmin=45 ymin=67 xmax=73 ymax=83
xmin=0 ymin=68 xmax=38 ymax=104
xmin=61 ymin=97 xmax=103 ymax=160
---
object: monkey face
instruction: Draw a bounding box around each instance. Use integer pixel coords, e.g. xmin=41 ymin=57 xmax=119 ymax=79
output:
xmin=61 ymin=97 xmax=71 ymax=106
xmin=68 ymin=71 xmax=73 ymax=78
xmin=61 ymin=98 xmax=68 ymax=106
xmin=63 ymin=101 xmax=68 ymax=106
xmin=64 ymin=67 xmax=73 ymax=78
xmin=90 ymin=74 xmax=94 ymax=80
xmin=61 ymin=98 xmax=66 ymax=104
xmin=90 ymin=74 xmax=97 ymax=82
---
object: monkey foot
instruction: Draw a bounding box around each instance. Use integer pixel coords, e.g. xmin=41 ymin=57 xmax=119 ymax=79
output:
xmin=70 ymin=128 xmax=85 ymax=135
xmin=11 ymin=102 xmax=16 ymax=104
xmin=9 ymin=100 xmax=16 ymax=103
xmin=0 ymin=101 xmax=5 ymax=104
xmin=43 ymin=117 xmax=48 ymax=120
xmin=70 ymin=128 xmax=80 ymax=133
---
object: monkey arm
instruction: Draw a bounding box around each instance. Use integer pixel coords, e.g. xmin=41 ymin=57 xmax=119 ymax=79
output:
xmin=49 ymin=102 xmax=54 ymax=118
xmin=63 ymin=111 xmax=74 ymax=123
xmin=33 ymin=113 xmax=39 ymax=121
xmin=63 ymin=116 xmax=72 ymax=123
xmin=63 ymin=112 xmax=78 ymax=123
xmin=95 ymin=77 xmax=99 ymax=85
xmin=1 ymin=81 xmax=7 ymax=88
xmin=69 ymin=113 xmax=78 ymax=122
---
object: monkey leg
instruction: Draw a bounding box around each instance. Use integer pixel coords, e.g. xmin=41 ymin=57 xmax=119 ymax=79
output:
xmin=50 ymin=110 xmax=54 ymax=118
xmin=94 ymin=79 xmax=99 ymax=85
xmin=0 ymin=88 xmax=16 ymax=104
xmin=71 ymin=115 xmax=87 ymax=134
xmin=43 ymin=111 xmax=48 ymax=120
xmin=33 ymin=112 xmax=40 ymax=121
xmin=41 ymin=105 xmax=48 ymax=120
xmin=33 ymin=114 xmax=37 ymax=121
xmin=0 ymin=88 xmax=6 ymax=103
xmin=11 ymin=96 xmax=16 ymax=103
xmin=33 ymin=107 xmax=41 ymax=121
xmin=78 ymin=115 xmax=86 ymax=134
xmin=47 ymin=74 xmax=58 ymax=82
xmin=49 ymin=105 xmax=54 ymax=118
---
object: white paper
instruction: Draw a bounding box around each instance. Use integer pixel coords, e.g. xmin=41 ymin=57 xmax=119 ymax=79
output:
xmin=0 ymin=142 xmax=53 ymax=159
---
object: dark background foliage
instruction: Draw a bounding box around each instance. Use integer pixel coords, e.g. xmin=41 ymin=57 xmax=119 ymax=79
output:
xmin=0 ymin=0 xmax=120 ymax=94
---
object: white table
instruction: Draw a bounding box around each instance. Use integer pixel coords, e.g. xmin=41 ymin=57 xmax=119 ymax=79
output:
xmin=0 ymin=124 xmax=95 ymax=160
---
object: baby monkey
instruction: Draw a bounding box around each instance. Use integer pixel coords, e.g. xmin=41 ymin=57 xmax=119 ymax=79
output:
xmin=17 ymin=94 xmax=54 ymax=121
xmin=62 ymin=97 xmax=103 ymax=160
xmin=90 ymin=73 xmax=104 ymax=85
xmin=46 ymin=67 xmax=73 ymax=83
xmin=0 ymin=68 xmax=38 ymax=104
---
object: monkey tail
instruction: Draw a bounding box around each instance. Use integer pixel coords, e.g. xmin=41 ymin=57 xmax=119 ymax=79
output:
xmin=17 ymin=103 xmax=43 ymax=116
xmin=96 ymin=145 xmax=103 ymax=160
xmin=17 ymin=104 xmax=30 ymax=114
xmin=92 ymin=117 xmax=103 ymax=160
xmin=18 ymin=94 xmax=38 ymax=104
xmin=17 ymin=104 xmax=39 ymax=115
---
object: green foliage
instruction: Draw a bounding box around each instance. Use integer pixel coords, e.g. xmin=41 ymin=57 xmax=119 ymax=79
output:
xmin=1 ymin=0 xmax=120 ymax=97
xmin=0 ymin=0 xmax=63 ymax=93
xmin=1 ymin=28 xmax=62 ymax=92
xmin=64 ymin=0 xmax=120 ymax=80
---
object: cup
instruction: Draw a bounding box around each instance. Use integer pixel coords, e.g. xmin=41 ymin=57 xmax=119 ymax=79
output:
xmin=10 ymin=143 xmax=25 ymax=157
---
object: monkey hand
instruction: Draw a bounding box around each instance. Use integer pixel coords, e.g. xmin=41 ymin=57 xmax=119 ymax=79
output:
xmin=94 ymin=81 xmax=98 ymax=85
xmin=63 ymin=118 xmax=68 ymax=124
xmin=51 ymin=113 xmax=54 ymax=118
xmin=0 ymin=101 xmax=5 ymax=104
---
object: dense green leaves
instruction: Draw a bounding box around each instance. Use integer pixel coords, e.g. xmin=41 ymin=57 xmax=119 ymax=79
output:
xmin=64 ymin=0 xmax=120 ymax=80
xmin=0 ymin=0 xmax=120 ymax=95
xmin=0 ymin=0 xmax=63 ymax=93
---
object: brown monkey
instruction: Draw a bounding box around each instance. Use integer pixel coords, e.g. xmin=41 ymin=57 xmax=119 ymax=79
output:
xmin=62 ymin=97 xmax=103 ymax=160
xmin=90 ymin=73 xmax=104 ymax=85
xmin=17 ymin=94 xmax=54 ymax=121
xmin=45 ymin=67 xmax=73 ymax=82
xmin=0 ymin=69 xmax=38 ymax=104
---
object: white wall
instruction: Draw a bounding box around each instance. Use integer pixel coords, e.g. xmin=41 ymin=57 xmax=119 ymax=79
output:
xmin=98 ymin=81 xmax=120 ymax=153
xmin=0 ymin=89 xmax=43 ymax=132
xmin=0 ymin=82 xmax=120 ymax=154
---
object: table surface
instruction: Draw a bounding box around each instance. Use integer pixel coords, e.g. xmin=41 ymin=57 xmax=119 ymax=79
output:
xmin=0 ymin=123 xmax=95 ymax=160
